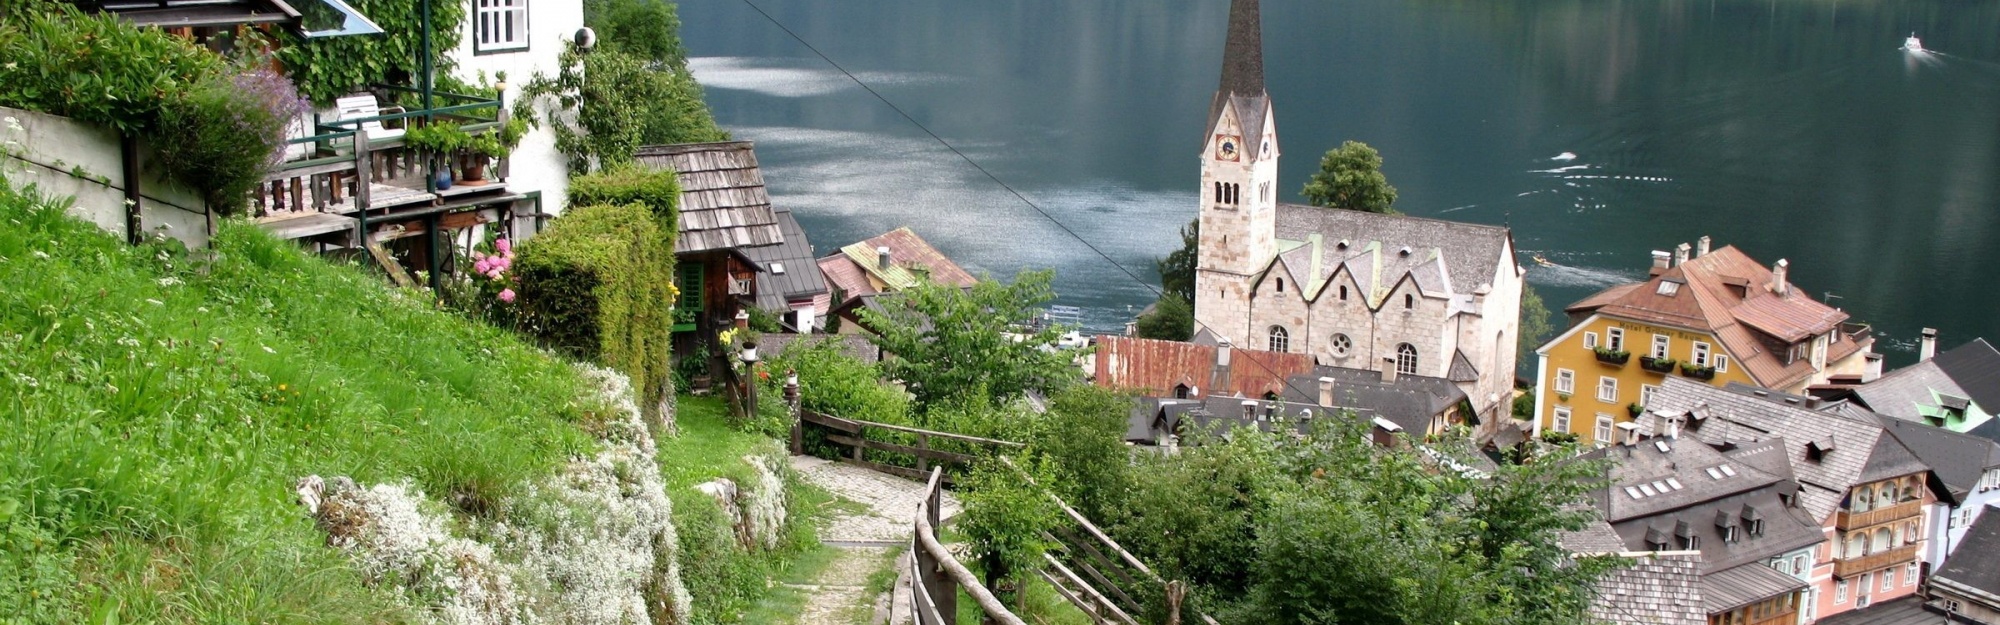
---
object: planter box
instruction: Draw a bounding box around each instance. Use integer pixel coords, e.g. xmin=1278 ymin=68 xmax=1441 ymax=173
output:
xmin=1640 ymin=356 xmax=1677 ymax=373
xmin=1679 ymin=363 xmax=1717 ymax=380
xmin=1594 ymin=349 xmax=1631 ymax=365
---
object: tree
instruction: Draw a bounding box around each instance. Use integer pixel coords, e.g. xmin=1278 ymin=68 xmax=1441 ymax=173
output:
xmin=857 ymin=270 xmax=1078 ymax=408
xmin=1157 ymin=218 xmax=1199 ymax=304
xmin=1026 ymin=385 xmax=1133 ymax=521
xmin=515 ymin=44 xmax=727 ymax=174
xmin=1301 ymin=140 xmax=1398 ymax=214
xmin=584 ymin=0 xmax=690 ymax=70
xmin=1134 ymin=294 xmax=1193 ymax=341
xmin=958 ymin=458 xmax=1061 ymax=612
xmin=1518 ymin=282 xmax=1553 ymax=368
xmin=1108 ymin=416 xmax=1622 ymax=624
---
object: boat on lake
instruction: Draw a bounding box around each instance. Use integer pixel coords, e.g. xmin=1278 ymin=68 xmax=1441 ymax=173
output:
xmin=1905 ymin=33 xmax=1924 ymax=53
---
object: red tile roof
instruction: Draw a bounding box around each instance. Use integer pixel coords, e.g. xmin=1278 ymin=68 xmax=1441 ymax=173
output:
xmin=1093 ymin=336 xmax=1316 ymax=399
xmin=1568 ymin=245 xmax=1859 ymax=389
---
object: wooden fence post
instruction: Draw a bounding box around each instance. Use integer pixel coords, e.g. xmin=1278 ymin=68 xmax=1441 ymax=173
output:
xmin=785 ymin=370 xmax=802 ymax=455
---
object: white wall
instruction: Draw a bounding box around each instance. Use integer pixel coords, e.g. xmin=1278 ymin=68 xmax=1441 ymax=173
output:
xmin=2 ymin=106 xmax=211 ymax=248
xmin=446 ymin=0 xmax=584 ymax=215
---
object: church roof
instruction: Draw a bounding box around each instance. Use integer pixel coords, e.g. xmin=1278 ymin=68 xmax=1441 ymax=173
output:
xmin=1270 ymin=205 xmax=1514 ymax=298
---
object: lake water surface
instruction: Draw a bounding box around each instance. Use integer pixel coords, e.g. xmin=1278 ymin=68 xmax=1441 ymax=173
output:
xmin=680 ymin=0 xmax=2000 ymax=366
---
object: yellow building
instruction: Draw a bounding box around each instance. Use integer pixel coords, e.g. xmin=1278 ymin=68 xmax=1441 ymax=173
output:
xmin=1531 ymin=238 xmax=1877 ymax=444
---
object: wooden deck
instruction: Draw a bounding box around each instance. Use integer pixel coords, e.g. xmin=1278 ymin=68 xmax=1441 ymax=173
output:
xmin=256 ymin=212 xmax=358 ymax=241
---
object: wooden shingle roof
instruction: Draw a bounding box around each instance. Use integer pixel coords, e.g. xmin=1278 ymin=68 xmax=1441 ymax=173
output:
xmin=634 ymin=142 xmax=784 ymax=254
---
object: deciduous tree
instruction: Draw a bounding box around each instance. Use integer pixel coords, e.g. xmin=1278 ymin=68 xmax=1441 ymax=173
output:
xmin=1301 ymin=140 xmax=1398 ymax=214
xmin=857 ymin=270 xmax=1078 ymax=408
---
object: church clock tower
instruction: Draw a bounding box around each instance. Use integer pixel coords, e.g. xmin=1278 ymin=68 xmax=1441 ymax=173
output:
xmin=1193 ymin=0 xmax=1279 ymax=347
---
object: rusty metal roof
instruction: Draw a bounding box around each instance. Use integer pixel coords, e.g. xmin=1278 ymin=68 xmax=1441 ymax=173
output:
xmin=1092 ymin=336 xmax=1316 ymax=399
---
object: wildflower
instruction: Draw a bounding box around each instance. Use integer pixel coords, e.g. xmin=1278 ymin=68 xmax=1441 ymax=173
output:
xmin=278 ymin=383 xmax=288 ymax=391
xmin=497 ymin=288 xmax=516 ymax=303
xmin=157 ymin=276 xmax=182 ymax=287
xmin=30 ymin=250 xmax=48 ymax=259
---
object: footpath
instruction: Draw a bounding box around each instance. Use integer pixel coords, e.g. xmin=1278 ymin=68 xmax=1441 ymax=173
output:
xmin=789 ymin=455 xmax=961 ymax=625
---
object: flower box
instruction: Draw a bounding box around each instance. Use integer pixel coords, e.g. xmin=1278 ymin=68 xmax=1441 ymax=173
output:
xmin=1594 ymin=347 xmax=1631 ymax=365
xmin=1679 ymin=362 xmax=1717 ymax=380
xmin=1640 ymin=356 xmax=1678 ymax=373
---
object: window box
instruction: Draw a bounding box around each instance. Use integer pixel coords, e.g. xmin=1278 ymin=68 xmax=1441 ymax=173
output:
xmin=1628 ymin=403 xmax=1645 ymax=418
xmin=1640 ymin=356 xmax=1678 ymax=373
xmin=1594 ymin=347 xmax=1631 ymax=365
xmin=1679 ymin=362 xmax=1717 ymax=380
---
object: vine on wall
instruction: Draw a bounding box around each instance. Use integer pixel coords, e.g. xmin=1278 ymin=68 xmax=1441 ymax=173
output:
xmin=276 ymin=0 xmax=467 ymax=104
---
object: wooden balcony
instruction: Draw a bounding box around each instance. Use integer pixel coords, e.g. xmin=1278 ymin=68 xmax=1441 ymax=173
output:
xmin=250 ymin=88 xmax=517 ymax=243
xmin=1835 ymin=499 xmax=1922 ymax=530
xmin=1833 ymin=544 xmax=1918 ymax=579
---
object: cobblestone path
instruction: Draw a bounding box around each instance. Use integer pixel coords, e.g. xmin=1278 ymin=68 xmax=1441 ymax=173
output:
xmin=790 ymin=456 xmax=960 ymax=625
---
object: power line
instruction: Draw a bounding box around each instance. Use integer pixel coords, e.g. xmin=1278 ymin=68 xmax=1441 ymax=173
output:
xmin=734 ymin=0 xmax=1328 ymax=404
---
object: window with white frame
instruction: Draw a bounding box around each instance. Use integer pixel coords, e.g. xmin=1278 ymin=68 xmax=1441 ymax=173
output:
xmin=1714 ymin=354 xmax=1730 ymax=373
xmin=1835 ymin=580 xmax=1848 ymax=604
xmin=1641 ymin=384 xmax=1659 ymax=409
xmin=1584 ymin=332 xmax=1599 ymax=349
xmin=1607 ymin=327 xmax=1625 ymax=351
xmin=1553 ymin=407 xmax=1572 ymax=433
xmin=1598 ymin=376 xmax=1618 ymax=403
xmin=1594 ymin=414 xmax=1613 ymax=444
xmin=1905 ymin=563 xmax=1918 ymax=586
xmin=476 ymin=0 xmax=530 ymax=53
xmin=1555 ymin=369 xmax=1575 ymax=394
xmin=1396 ymin=343 xmax=1418 ymax=375
xmin=1651 ymin=334 xmax=1671 ymax=359
xmin=1771 ymin=559 xmax=1790 ymax=575
xmin=1792 ymin=555 xmax=1807 ymax=575
xmin=1882 ymin=570 xmax=1895 ymax=591
xmin=1692 ymin=342 xmax=1712 ymax=367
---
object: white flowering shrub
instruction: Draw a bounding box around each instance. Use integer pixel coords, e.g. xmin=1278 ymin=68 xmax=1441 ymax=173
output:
xmin=739 ymin=451 xmax=789 ymax=551
xmin=307 ymin=365 xmax=692 ymax=625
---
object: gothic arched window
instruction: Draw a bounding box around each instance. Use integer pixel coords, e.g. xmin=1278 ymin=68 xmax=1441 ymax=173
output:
xmin=1276 ymin=278 xmax=1285 ymax=293
xmin=1214 ymin=181 xmax=1223 ymax=203
xmin=1396 ymin=343 xmax=1418 ymax=375
xmin=1339 ymin=285 xmax=1349 ymax=301
xmin=1268 ymin=326 xmax=1290 ymax=353
xmin=1405 ymin=293 xmax=1415 ymax=309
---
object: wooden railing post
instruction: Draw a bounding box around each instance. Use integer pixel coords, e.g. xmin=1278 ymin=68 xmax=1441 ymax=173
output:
xmin=916 ymin=433 xmax=931 ymax=474
xmin=785 ymin=370 xmax=802 ymax=455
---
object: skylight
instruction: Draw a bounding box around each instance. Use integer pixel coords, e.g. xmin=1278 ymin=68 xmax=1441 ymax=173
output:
xmin=1626 ymin=487 xmax=1643 ymax=499
xmin=1720 ymin=465 xmax=1737 ymax=477
xmin=1706 ymin=467 xmax=1724 ymax=480
xmin=771 ymin=262 xmax=786 ymax=275
xmin=1657 ymin=281 xmax=1681 ymax=296
xmin=1667 ymin=478 xmax=1684 ymax=490
xmin=1640 ymin=484 xmax=1658 ymax=496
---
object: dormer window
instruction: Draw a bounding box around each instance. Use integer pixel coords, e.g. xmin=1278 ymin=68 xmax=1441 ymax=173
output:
xmin=1173 ymin=383 xmax=1190 ymax=399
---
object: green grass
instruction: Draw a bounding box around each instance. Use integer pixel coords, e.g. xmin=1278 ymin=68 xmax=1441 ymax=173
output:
xmin=660 ymin=395 xmax=842 ymax=624
xmin=0 ymin=180 xmax=602 ymax=623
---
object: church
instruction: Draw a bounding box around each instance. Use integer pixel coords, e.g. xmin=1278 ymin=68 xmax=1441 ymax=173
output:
xmin=1190 ymin=0 xmax=1525 ymax=423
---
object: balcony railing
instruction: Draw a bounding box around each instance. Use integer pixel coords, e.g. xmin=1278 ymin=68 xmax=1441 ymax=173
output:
xmin=248 ymin=87 xmax=512 ymax=235
xmin=1836 ymin=499 xmax=1922 ymax=530
xmin=1833 ymin=544 xmax=1918 ymax=579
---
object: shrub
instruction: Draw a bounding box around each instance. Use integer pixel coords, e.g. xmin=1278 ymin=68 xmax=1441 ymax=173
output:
xmin=585 ymin=0 xmax=691 ymax=69
xmin=517 ymin=44 xmax=727 ymax=174
xmin=566 ymin=164 xmax=684 ymax=234
xmin=516 ymin=203 xmax=677 ymax=413
xmin=1134 ymin=294 xmax=1193 ymax=341
xmin=153 ymin=66 xmax=310 ymax=213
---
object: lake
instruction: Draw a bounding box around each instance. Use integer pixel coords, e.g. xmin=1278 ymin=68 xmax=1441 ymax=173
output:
xmin=679 ymin=0 xmax=2000 ymax=367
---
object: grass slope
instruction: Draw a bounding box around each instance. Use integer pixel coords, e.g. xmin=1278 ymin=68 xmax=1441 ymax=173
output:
xmin=0 ymin=179 xmax=600 ymax=623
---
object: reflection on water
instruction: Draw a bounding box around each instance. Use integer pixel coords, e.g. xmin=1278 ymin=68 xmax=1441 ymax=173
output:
xmin=681 ymin=0 xmax=2000 ymax=366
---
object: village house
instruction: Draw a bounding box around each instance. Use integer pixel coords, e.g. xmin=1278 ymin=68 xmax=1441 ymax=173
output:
xmin=1926 ymin=507 xmax=2000 ymax=624
xmin=1643 ymin=377 xmax=1934 ymax=622
xmin=1848 ymin=335 xmax=2000 ymax=436
xmin=1584 ymin=431 xmax=1826 ymax=625
xmin=1873 ymin=418 xmax=2000 ymax=566
xmin=815 ymin=227 xmax=977 ymax=334
xmin=1533 ymin=240 xmax=1877 ymax=445
xmin=1188 ymin=0 xmax=1524 ymax=427
xmin=1096 ymin=336 xmax=1470 ymax=445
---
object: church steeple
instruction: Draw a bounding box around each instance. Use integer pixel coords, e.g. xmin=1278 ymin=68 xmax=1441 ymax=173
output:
xmin=1218 ymin=0 xmax=1264 ymax=99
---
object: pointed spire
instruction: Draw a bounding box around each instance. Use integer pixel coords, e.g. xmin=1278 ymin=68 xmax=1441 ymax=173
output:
xmin=1218 ymin=0 xmax=1265 ymax=98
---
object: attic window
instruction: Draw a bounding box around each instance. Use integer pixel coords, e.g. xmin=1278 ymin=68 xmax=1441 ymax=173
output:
xmin=1277 ymin=278 xmax=1285 ymax=293
xmin=1399 ymin=246 xmax=1412 ymax=257
xmin=1337 ymin=239 xmax=1350 ymax=249
xmin=771 ymin=262 xmax=786 ymax=275
xmin=1173 ymin=384 xmax=1190 ymax=399
xmin=1657 ymin=280 xmax=1681 ymax=296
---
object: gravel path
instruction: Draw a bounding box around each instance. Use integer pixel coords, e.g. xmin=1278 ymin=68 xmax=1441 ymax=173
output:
xmin=790 ymin=456 xmax=960 ymax=625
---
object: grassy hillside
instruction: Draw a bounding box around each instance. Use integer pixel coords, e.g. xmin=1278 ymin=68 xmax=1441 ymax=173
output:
xmin=0 ymin=178 xmax=605 ymax=623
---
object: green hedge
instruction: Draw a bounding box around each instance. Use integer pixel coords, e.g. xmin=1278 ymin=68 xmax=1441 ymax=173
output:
xmin=516 ymin=203 xmax=676 ymax=412
xmin=566 ymin=165 xmax=684 ymax=238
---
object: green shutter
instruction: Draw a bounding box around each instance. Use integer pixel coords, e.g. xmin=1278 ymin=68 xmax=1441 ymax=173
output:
xmin=674 ymin=262 xmax=703 ymax=331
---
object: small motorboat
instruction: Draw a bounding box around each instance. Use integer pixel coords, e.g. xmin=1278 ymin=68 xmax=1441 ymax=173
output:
xmin=1905 ymin=33 xmax=1924 ymax=53
xmin=1531 ymin=254 xmax=1555 ymax=268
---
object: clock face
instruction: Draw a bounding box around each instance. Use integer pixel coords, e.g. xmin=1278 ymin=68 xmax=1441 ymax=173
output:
xmin=1215 ymin=134 xmax=1241 ymax=161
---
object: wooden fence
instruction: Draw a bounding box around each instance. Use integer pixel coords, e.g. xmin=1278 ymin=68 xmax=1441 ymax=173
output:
xmin=910 ymin=467 xmax=1026 ymax=625
xmin=792 ymin=410 xmax=1023 ymax=483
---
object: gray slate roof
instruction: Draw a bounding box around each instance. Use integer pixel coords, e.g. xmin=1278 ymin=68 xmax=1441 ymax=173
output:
xmin=1280 ymin=366 xmax=1466 ymax=434
xmin=1934 ymin=338 xmax=2000 ymax=415
xmin=1933 ymin=503 xmax=2000 ymax=601
xmin=1272 ymin=205 xmax=1514 ymax=296
xmin=1588 ymin=552 xmax=1706 ymax=625
xmin=1701 ymin=563 xmax=1807 ymax=614
xmin=1817 ymin=596 xmax=1945 ymax=625
xmin=1643 ymin=377 xmax=1927 ymax=521
xmin=1877 ymin=418 xmax=2000 ymax=503
xmin=740 ymin=210 xmax=828 ymax=311
xmin=1853 ymin=360 xmax=1969 ymax=422
xmin=634 ymin=142 xmax=785 ymax=254
xmin=1561 ymin=519 xmax=1630 ymax=554
xmin=1593 ymin=439 xmax=1825 ymax=574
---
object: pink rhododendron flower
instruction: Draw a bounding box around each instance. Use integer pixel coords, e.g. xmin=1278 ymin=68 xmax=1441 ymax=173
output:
xmin=474 ymin=259 xmax=493 ymax=274
xmin=497 ymin=288 xmax=516 ymax=303
xmin=487 ymin=269 xmax=504 ymax=280
xmin=494 ymin=238 xmax=511 ymax=254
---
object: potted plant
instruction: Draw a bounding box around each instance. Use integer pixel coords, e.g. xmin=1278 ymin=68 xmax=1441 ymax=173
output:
xmin=1679 ymin=362 xmax=1717 ymax=380
xmin=404 ymin=122 xmax=471 ymax=188
xmin=458 ymin=118 xmax=526 ymax=184
xmin=1593 ymin=346 xmax=1631 ymax=365
xmin=1640 ymin=355 xmax=1678 ymax=373
xmin=1628 ymin=403 xmax=1645 ymax=418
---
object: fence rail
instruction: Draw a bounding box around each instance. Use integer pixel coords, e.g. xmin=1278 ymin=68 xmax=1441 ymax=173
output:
xmin=794 ymin=410 xmax=1022 ymax=483
xmin=912 ymin=467 xmax=1026 ymax=625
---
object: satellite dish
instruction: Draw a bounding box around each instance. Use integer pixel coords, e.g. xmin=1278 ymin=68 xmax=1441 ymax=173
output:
xmin=574 ymin=27 xmax=597 ymax=50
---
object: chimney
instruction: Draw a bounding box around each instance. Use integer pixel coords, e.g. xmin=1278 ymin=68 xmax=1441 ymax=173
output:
xmin=876 ymin=246 xmax=892 ymax=271
xmin=1381 ymin=356 xmax=1398 ymax=384
xmin=1618 ymin=421 xmax=1641 ymax=446
xmin=1318 ymin=376 xmax=1335 ymax=407
xmin=1770 ymin=259 xmax=1790 ymax=296
xmin=1696 ymin=236 xmax=1712 ymax=258
xmin=1242 ymin=400 xmax=1259 ymax=422
xmin=1651 ymin=250 xmax=1671 ymax=271
xmin=1863 ymin=353 xmax=1884 ymax=383
xmin=1217 ymin=342 xmax=1233 ymax=367
xmin=1919 ymin=328 xmax=1938 ymax=362
xmin=1673 ymin=243 xmax=1691 ymax=267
